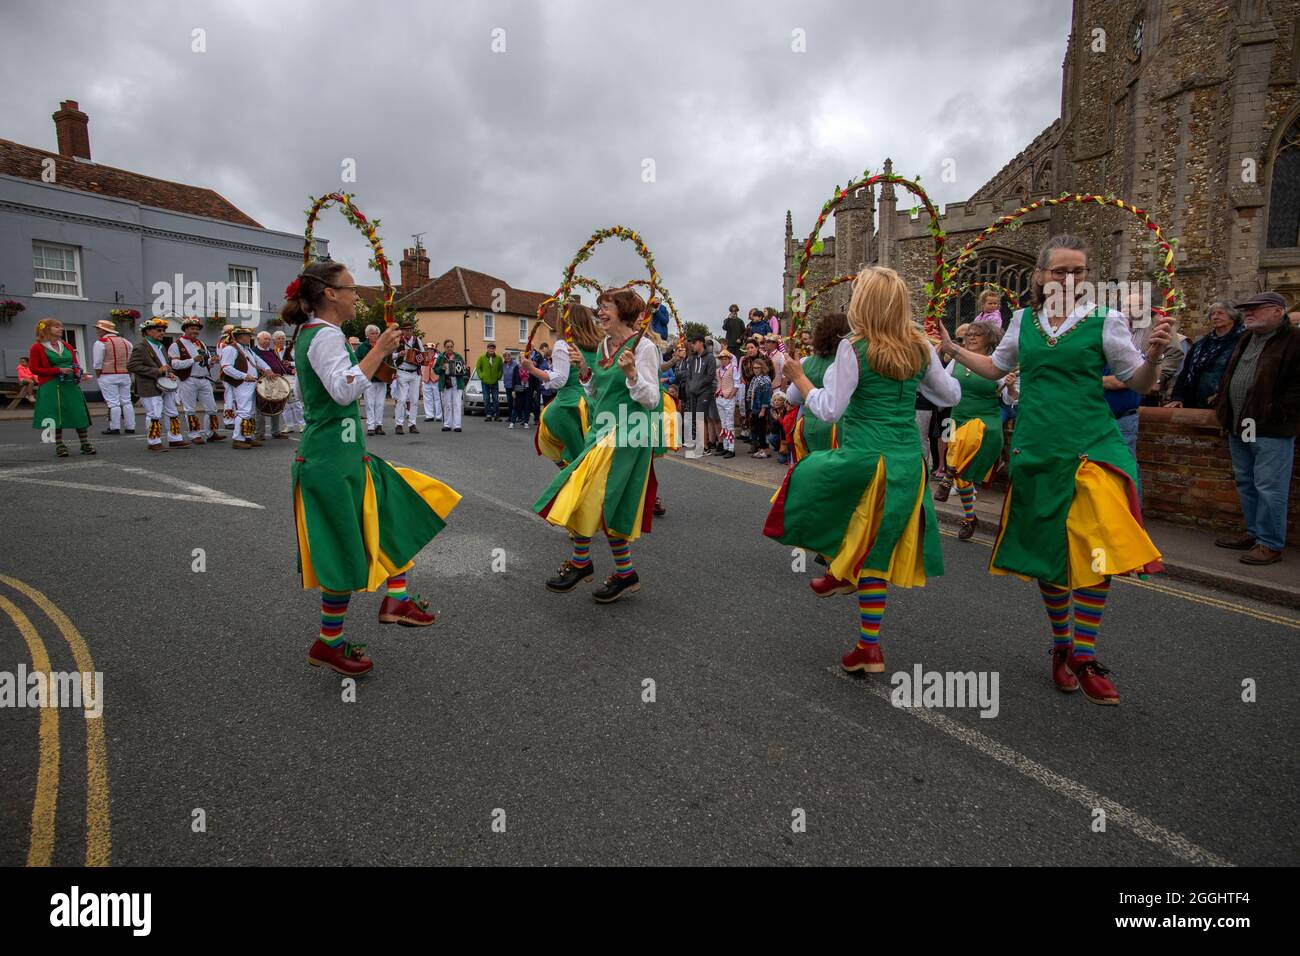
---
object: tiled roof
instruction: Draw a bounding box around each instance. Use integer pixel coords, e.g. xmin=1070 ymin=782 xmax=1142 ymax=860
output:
xmin=0 ymin=137 xmax=262 ymax=227
xmin=398 ymin=266 xmax=552 ymax=318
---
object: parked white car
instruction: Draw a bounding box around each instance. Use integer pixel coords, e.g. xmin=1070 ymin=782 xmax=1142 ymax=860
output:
xmin=464 ymin=373 xmax=484 ymax=415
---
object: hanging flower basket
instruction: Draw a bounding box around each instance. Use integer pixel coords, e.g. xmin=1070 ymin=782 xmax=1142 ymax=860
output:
xmin=0 ymin=299 xmax=25 ymax=322
xmin=109 ymin=308 xmax=141 ymax=322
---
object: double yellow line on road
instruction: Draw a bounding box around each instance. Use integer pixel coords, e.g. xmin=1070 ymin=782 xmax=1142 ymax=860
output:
xmin=0 ymin=575 xmax=110 ymax=866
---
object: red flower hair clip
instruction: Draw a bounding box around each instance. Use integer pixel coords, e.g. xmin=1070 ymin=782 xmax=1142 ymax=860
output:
xmin=283 ymin=278 xmax=302 ymax=301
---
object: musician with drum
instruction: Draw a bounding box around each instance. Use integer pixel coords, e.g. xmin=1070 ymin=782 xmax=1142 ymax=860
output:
xmin=219 ymin=326 xmax=275 ymax=449
xmin=253 ymin=330 xmax=294 ymax=440
xmin=169 ymin=317 xmax=226 ymax=444
xmin=128 ymin=317 xmax=190 ymax=451
xmin=391 ymin=318 xmax=426 ymax=435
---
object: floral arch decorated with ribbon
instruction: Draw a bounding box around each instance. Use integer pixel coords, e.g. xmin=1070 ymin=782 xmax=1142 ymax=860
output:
xmin=531 ymin=225 xmax=669 ymax=366
xmin=791 ymin=169 xmax=950 ymax=344
xmin=303 ymin=192 xmax=395 ymax=324
xmin=928 ymin=192 xmax=1184 ymax=321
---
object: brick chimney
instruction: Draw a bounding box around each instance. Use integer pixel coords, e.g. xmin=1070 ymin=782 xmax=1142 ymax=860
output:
xmin=53 ymin=100 xmax=91 ymax=161
xmin=400 ymin=245 xmax=430 ymax=293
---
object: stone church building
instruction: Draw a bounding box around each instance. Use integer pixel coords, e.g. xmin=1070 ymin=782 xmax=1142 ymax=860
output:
xmin=784 ymin=0 xmax=1300 ymax=334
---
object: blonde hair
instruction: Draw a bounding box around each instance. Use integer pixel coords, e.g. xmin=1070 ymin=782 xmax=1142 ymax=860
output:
xmin=846 ymin=267 xmax=930 ymax=380
xmin=34 ymin=318 xmax=61 ymax=342
xmin=562 ymin=302 xmax=602 ymax=352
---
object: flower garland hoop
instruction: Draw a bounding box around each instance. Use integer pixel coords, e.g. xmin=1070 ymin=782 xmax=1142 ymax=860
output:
xmin=929 ymin=192 xmax=1182 ymax=319
xmin=532 ymin=226 xmax=664 ymax=367
xmin=792 ymin=170 xmax=949 ymax=344
xmin=303 ymin=192 xmax=394 ymax=325
xmin=542 ymin=275 xmax=683 ymax=346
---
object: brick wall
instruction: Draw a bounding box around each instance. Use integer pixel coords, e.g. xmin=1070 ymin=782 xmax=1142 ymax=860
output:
xmin=1137 ymin=406 xmax=1300 ymax=546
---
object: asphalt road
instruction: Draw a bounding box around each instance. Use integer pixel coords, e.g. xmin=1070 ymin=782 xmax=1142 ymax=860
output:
xmin=0 ymin=414 xmax=1296 ymax=866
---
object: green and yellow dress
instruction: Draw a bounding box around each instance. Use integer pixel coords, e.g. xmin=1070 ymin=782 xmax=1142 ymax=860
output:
xmin=944 ymin=362 xmax=1004 ymax=483
xmin=989 ymin=306 xmax=1162 ymax=588
xmin=764 ymin=338 xmax=957 ymax=586
xmin=29 ymin=341 xmax=90 ymax=430
xmin=291 ymin=320 xmax=460 ymax=592
xmin=535 ymin=335 xmax=664 ymax=540
xmin=535 ymin=340 xmax=597 ymax=466
xmin=789 ymin=351 xmax=837 ymax=463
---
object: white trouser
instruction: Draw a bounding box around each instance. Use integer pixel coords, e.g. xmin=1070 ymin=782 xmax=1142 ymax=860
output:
xmin=178 ymin=376 xmax=219 ymax=438
xmin=393 ymin=370 xmax=421 ymax=425
xmin=230 ymin=380 xmax=257 ymax=438
xmin=282 ymin=375 xmax=303 ymax=428
xmin=364 ymin=381 xmax=388 ymax=428
xmin=98 ymin=373 xmax=136 ymax=430
xmin=442 ymin=387 xmax=463 ymax=429
xmin=716 ymin=393 xmax=736 ymax=451
xmin=140 ymin=391 xmax=184 ymax=445
xmin=422 ymin=381 xmax=442 ymax=419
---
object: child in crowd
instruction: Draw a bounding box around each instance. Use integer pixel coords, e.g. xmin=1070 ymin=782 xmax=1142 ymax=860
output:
xmin=749 ymin=356 xmax=772 ymax=459
xmin=769 ymin=392 xmax=789 ymax=463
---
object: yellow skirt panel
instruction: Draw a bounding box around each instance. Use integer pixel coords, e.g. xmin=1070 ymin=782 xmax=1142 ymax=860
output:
xmin=945 ymin=418 xmax=986 ymax=476
xmin=990 ymin=460 xmax=1162 ymax=588
xmin=543 ymin=430 xmax=617 ymax=539
xmin=827 ymin=457 xmax=929 ymax=588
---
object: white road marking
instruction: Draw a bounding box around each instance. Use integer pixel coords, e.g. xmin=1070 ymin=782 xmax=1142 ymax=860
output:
xmin=823 ymin=667 xmax=1233 ymax=866
xmin=0 ymin=462 xmax=263 ymax=509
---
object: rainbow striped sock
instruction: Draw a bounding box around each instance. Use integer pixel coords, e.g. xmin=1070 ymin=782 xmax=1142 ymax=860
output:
xmin=1037 ymin=581 xmax=1072 ymax=648
xmin=955 ymin=480 xmax=976 ymax=518
xmin=1071 ymin=580 xmax=1110 ymax=659
xmin=570 ymin=535 xmax=592 ymax=569
xmin=386 ymin=573 xmax=408 ymax=602
xmin=320 ymin=589 xmax=351 ymax=646
xmin=856 ymin=575 xmax=887 ymax=647
xmin=608 ymin=535 xmax=634 ymax=578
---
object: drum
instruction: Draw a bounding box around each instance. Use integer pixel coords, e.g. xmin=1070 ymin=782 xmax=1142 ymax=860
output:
xmin=157 ymin=375 xmax=179 ymax=392
xmin=255 ymin=375 xmax=292 ymax=415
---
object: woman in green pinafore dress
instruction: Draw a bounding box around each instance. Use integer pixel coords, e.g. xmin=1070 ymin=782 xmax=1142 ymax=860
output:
xmin=939 ymin=234 xmax=1170 ymax=705
xmin=768 ymin=268 xmax=961 ymax=675
xmin=28 ymin=318 xmax=94 ymax=457
xmin=525 ymin=301 xmax=603 ymax=467
xmin=786 ymin=311 xmax=849 ymax=463
xmin=935 ymin=322 xmax=1018 ymax=539
xmin=283 ymin=262 xmax=461 ymax=678
xmin=535 ymin=287 xmax=666 ymax=604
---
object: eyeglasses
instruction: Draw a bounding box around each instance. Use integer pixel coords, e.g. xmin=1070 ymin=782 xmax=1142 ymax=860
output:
xmin=1045 ymin=267 xmax=1088 ymax=280
xmin=326 ymin=284 xmax=359 ymax=292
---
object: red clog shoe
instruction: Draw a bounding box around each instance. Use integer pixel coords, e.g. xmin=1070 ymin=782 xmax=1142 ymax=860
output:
xmin=810 ymin=573 xmax=856 ymax=597
xmin=377 ymin=594 xmax=437 ymax=627
xmin=841 ymin=643 xmax=885 ymax=674
xmin=308 ymin=639 xmax=373 ymax=676
xmin=1051 ymin=647 xmax=1079 ymax=693
xmin=1067 ymin=655 xmax=1119 ymax=705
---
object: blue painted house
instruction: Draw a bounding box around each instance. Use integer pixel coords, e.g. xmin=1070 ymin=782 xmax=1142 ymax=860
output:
xmin=0 ymin=100 xmax=326 ymax=397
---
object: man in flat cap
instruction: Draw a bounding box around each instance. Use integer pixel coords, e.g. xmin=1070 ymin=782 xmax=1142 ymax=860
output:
xmin=1214 ymin=291 xmax=1299 ymax=566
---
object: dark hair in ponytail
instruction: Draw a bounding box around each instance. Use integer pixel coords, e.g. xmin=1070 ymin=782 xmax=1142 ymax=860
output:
xmin=280 ymin=259 xmax=347 ymax=327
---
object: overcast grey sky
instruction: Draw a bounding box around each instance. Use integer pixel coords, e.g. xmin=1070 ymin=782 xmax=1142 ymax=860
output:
xmin=2 ymin=0 xmax=1073 ymax=331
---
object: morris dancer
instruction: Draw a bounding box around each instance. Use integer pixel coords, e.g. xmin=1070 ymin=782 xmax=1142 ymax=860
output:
xmin=218 ymin=324 xmax=237 ymax=428
xmin=526 ymin=301 xmax=602 ymax=467
xmin=534 ymin=287 xmax=664 ymax=603
xmin=785 ymin=311 xmax=848 ymax=464
xmin=354 ymin=324 xmax=389 ymax=436
xmin=391 ymin=319 xmax=424 ymax=435
xmin=933 ymin=322 xmax=1017 ymax=539
xmin=283 ymin=262 xmax=460 ymax=676
xmin=169 ymin=317 xmax=225 ymax=444
xmin=273 ymin=329 xmax=304 ymax=434
xmin=765 ymin=268 xmax=960 ymax=674
xmin=939 ymin=234 xmax=1168 ymax=704
xmin=219 ymin=326 xmax=272 ymax=449
xmin=129 ymin=318 xmax=189 ymax=451
xmin=92 ymin=318 xmax=136 ymax=436
xmin=29 ymin=318 xmax=94 ymax=457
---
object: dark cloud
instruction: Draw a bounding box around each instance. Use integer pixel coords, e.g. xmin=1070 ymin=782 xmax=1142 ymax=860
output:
xmin=1 ymin=0 xmax=1072 ymax=330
